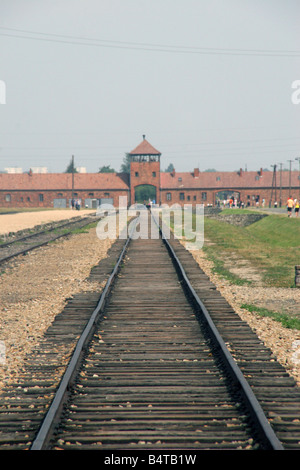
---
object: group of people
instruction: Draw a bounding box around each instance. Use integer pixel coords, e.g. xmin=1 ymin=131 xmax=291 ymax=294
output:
xmin=71 ymin=198 xmax=81 ymax=211
xmin=221 ymin=198 xmax=244 ymax=208
xmin=219 ymin=195 xmax=299 ymax=217
xmin=287 ymin=196 xmax=300 ymax=217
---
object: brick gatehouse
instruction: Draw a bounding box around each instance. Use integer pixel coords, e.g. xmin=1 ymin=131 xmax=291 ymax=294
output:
xmin=0 ymin=136 xmax=299 ymax=208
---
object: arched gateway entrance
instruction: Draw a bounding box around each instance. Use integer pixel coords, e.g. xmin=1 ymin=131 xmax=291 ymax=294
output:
xmin=134 ymin=184 xmax=156 ymax=204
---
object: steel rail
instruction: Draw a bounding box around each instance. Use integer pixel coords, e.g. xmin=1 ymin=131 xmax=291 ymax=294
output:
xmin=153 ymin=213 xmax=284 ymax=450
xmin=30 ymin=218 xmax=137 ymax=450
xmin=30 ymin=210 xmax=284 ymax=450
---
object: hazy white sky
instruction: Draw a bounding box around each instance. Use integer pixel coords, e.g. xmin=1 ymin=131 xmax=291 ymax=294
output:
xmin=0 ymin=0 xmax=299 ymax=173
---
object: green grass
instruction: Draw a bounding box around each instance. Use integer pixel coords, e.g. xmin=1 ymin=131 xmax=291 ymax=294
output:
xmin=220 ymin=208 xmax=262 ymax=215
xmin=201 ymin=213 xmax=300 ymax=288
xmin=246 ymin=215 xmax=300 ymax=247
xmin=69 ymin=221 xmax=98 ymax=234
xmin=241 ymin=304 xmax=300 ymax=330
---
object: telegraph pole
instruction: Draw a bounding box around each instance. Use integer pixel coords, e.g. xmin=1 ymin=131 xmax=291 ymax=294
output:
xmin=287 ymin=159 xmax=293 ymax=196
xmin=278 ymin=163 xmax=282 ymax=207
xmin=295 ymin=157 xmax=300 ymax=199
xmin=72 ymin=155 xmax=74 ymax=204
xmin=270 ymin=165 xmax=277 ymax=206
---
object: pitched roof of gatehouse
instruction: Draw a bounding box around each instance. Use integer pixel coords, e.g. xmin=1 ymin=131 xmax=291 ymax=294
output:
xmin=129 ymin=137 xmax=161 ymax=156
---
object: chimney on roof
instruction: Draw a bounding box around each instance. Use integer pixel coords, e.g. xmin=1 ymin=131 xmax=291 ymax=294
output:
xmin=143 ymin=134 xmax=145 ymax=140
xmin=194 ymin=168 xmax=199 ymax=177
xmin=171 ymin=168 xmax=175 ymax=177
xmin=260 ymin=168 xmax=263 ymax=176
xmin=239 ymin=168 xmax=243 ymax=176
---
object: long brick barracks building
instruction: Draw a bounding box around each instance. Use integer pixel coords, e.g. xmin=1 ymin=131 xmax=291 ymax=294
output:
xmin=0 ymin=136 xmax=299 ymax=209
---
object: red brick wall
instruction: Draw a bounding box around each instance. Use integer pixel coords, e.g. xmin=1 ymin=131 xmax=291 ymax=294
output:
xmin=161 ymin=189 xmax=208 ymax=206
xmin=130 ymin=161 xmax=161 ymax=204
xmin=161 ymin=187 xmax=297 ymax=207
xmin=238 ymin=188 xmax=296 ymax=207
xmin=0 ymin=190 xmax=129 ymax=208
xmin=1 ymin=182 xmax=298 ymax=210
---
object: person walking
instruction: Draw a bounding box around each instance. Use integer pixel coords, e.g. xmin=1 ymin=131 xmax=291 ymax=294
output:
xmin=287 ymin=196 xmax=294 ymax=217
xmin=295 ymin=199 xmax=299 ymax=217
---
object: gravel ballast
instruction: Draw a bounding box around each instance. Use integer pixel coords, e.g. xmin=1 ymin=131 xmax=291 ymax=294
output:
xmin=0 ymin=209 xmax=299 ymax=396
xmin=188 ymin=247 xmax=300 ymax=387
xmin=0 ymin=219 xmax=114 ymax=391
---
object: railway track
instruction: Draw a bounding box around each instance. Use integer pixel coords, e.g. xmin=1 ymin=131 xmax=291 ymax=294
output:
xmin=0 ymin=214 xmax=97 ymax=265
xmin=0 ymin=211 xmax=300 ymax=450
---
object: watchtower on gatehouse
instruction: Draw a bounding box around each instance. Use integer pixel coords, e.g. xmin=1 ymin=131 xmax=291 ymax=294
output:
xmin=129 ymin=135 xmax=161 ymax=205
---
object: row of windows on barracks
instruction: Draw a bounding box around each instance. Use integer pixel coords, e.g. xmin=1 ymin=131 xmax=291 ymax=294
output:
xmin=1 ymin=137 xmax=299 ymax=208
xmin=1 ymin=188 xmax=297 ymax=208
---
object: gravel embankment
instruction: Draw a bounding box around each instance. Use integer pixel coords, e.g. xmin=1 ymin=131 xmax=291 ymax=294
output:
xmin=0 ymin=223 xmax=114 ymax=391
xmin=188 ymin=247 xmax=300 ymax=387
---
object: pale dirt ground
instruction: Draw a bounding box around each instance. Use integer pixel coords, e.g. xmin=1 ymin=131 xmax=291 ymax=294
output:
xmin=0 ymin=209 xmax=92 ymax=235
xmin=0 ymin=218 xmax=114 ymax=391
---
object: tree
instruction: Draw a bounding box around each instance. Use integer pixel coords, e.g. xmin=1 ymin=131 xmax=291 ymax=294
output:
xmin=204 ymin=168 xmax=216 ymax=172
xmin=65 ymin=158 xmax=77 ymax=174
xmin=99 ymin=165 xmax=115 ymax=173
xmin=165 ymin=163 xmax=174 ymax=172
xmin=120 ymin=153 xmax=131 ymax=173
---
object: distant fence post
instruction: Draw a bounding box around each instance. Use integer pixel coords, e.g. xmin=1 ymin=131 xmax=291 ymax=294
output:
xmin=295 ymin=266 xmax=300 ymax=287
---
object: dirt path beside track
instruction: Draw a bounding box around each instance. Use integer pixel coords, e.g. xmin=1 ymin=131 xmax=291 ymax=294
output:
xmin=0 ymin=209 xmax=92 ymax=235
